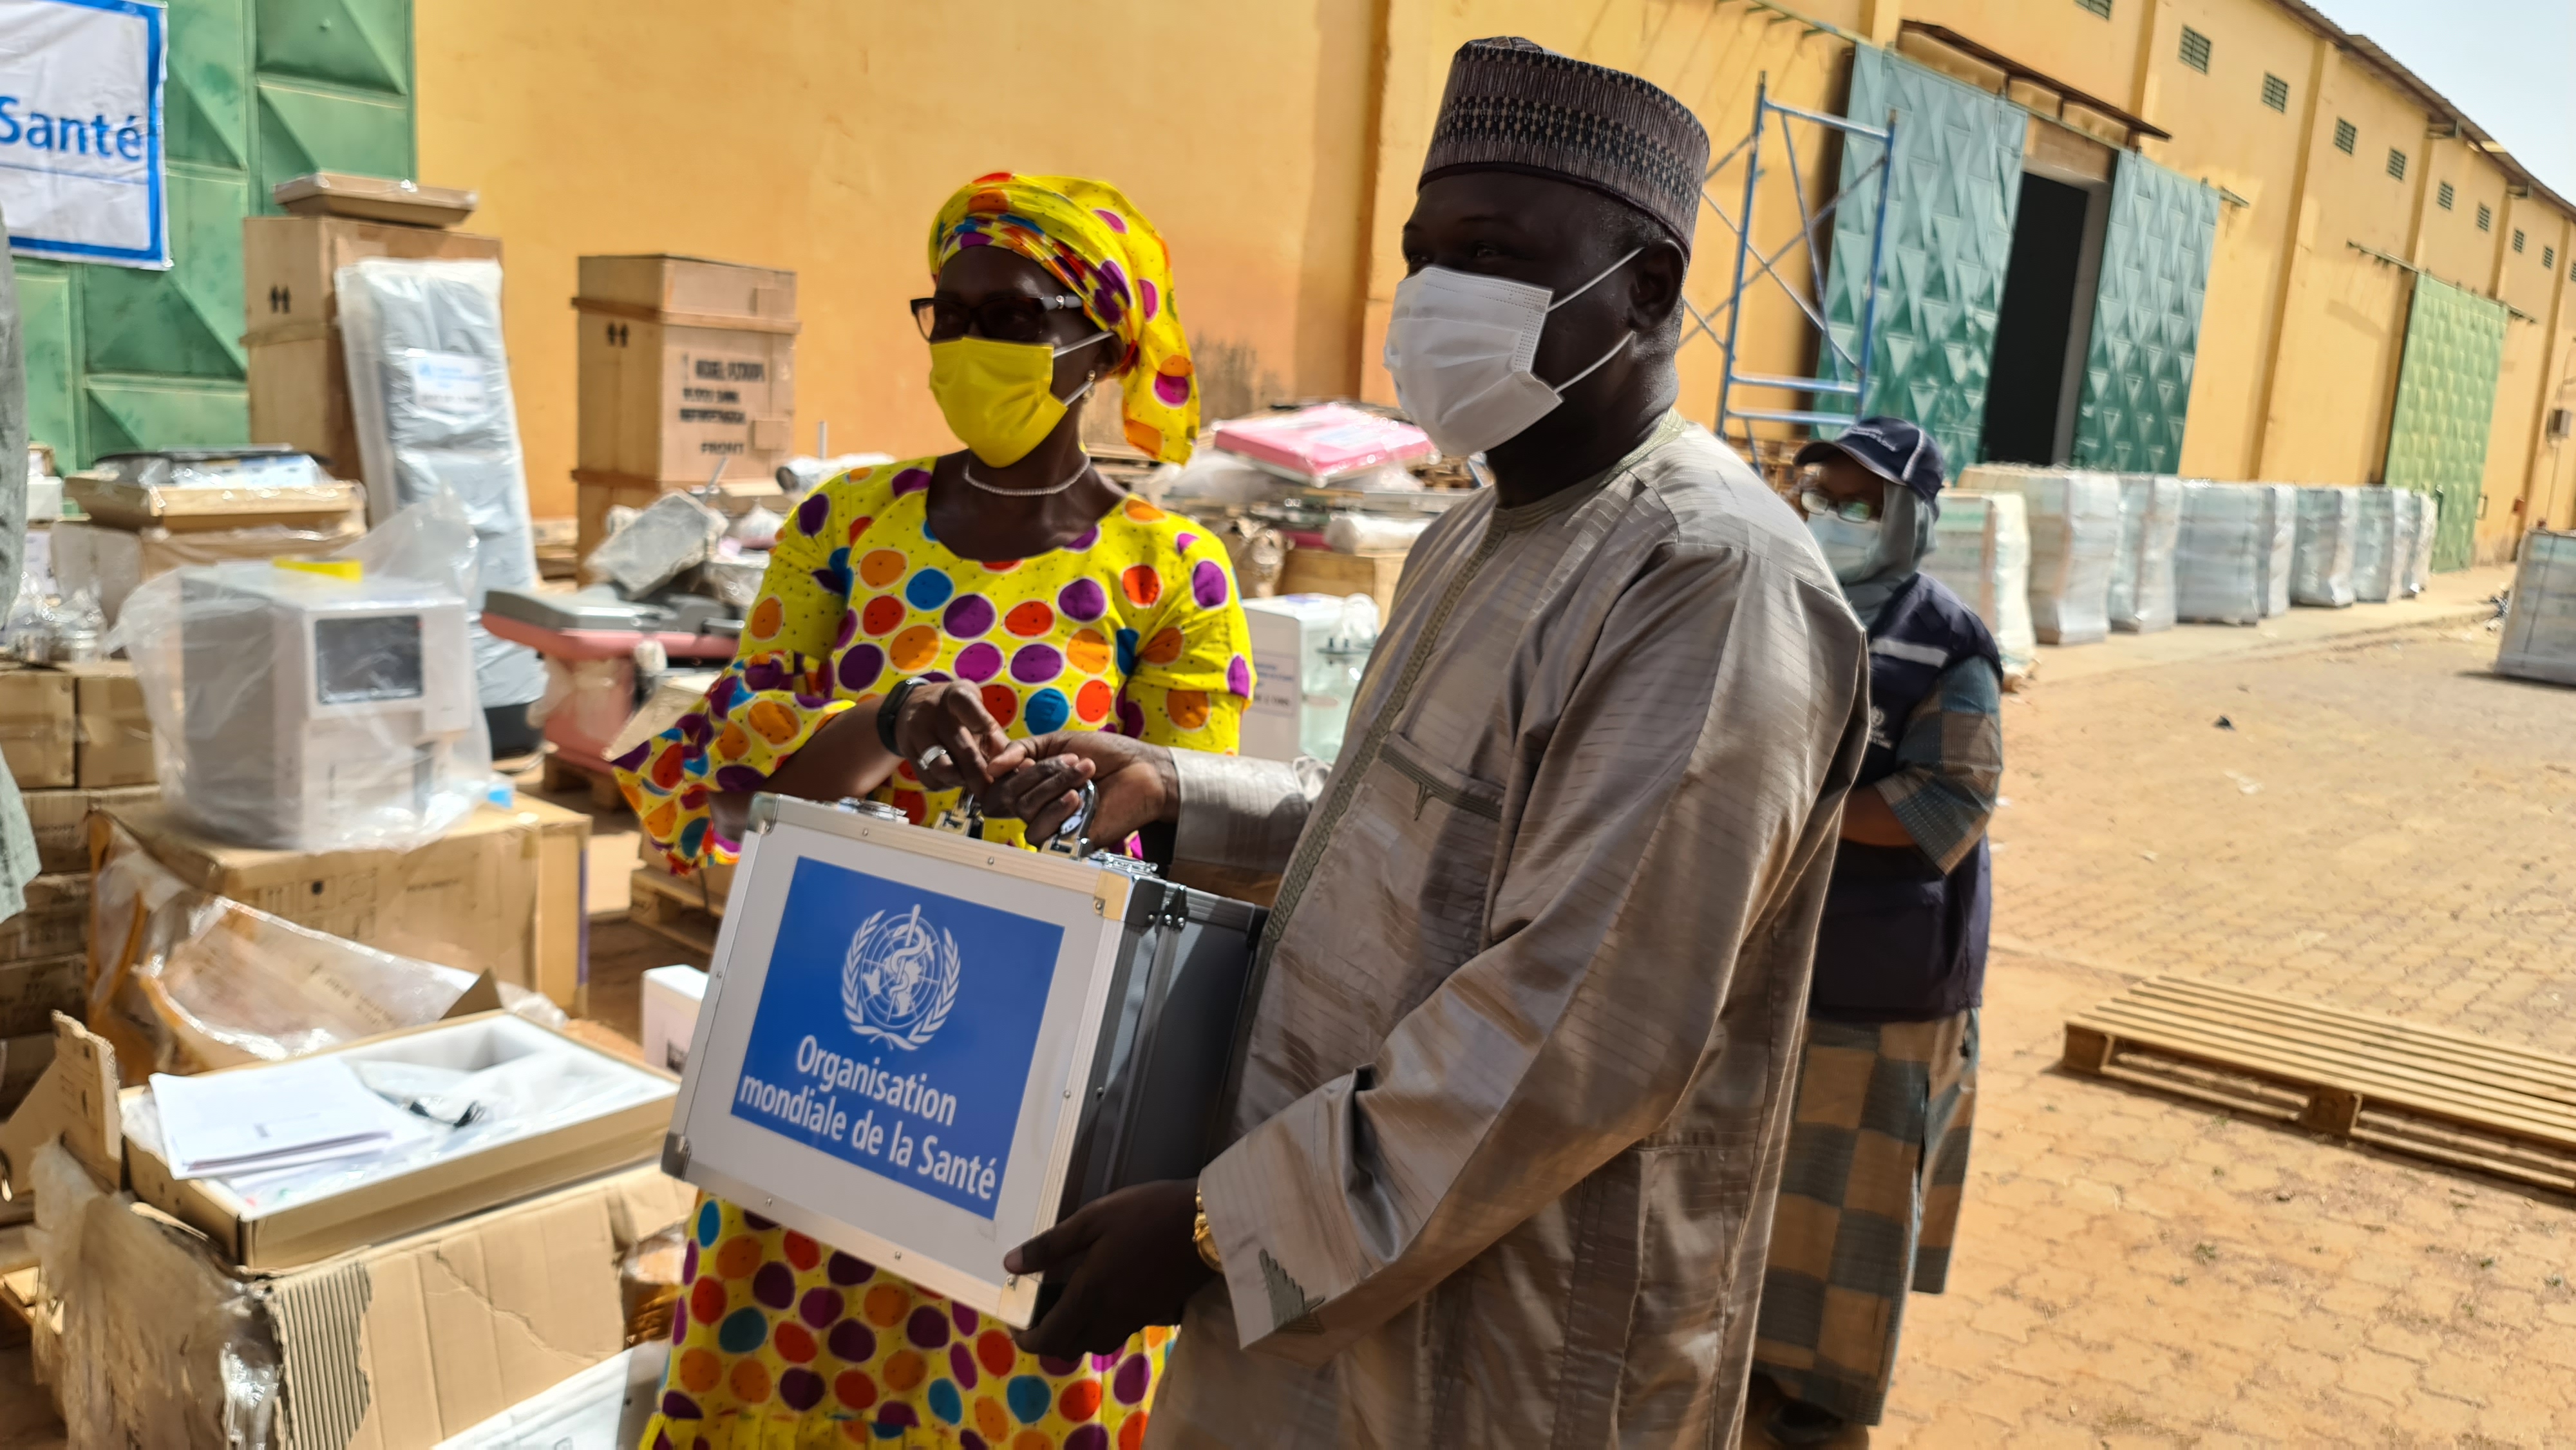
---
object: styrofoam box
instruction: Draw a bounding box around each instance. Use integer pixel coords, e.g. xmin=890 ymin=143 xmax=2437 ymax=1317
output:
xmin=642 ymin=964 xmax=708 ymax=1076
xmin=1238 ymin=594 xmax=1343 ymax=764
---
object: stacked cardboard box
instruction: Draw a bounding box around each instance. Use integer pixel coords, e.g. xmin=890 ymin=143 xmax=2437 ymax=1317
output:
xmin=573 ymin=254 xmax=799 ymax=560
xmin=95 ymin=796 xmax=594 ymax=1010
xmin=243 ymin=204 xmax=503 ymax=494
xmin=0 ymin=662 xmax=161 ymax=1098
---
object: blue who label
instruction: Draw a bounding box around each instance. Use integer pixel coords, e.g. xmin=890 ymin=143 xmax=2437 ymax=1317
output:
xmin=729 ymin=856 xmax=1065 ymax=1219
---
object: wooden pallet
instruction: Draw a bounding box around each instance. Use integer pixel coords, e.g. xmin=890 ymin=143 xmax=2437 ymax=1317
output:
xmin=2064 ymin=975 xmax=2576 ymax=1192
xmin=544 ymin=748 xmax=631 ymax=813
xmin=628 ymin=867 xmax=723 ymax=955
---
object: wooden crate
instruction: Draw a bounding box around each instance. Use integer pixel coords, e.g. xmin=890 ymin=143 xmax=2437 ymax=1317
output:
xmin=2064 ymin=975 xmax=2576 ymax=1192
xmin=1278 ymin=547 xmax=1408 ymax=620
xmin=574 ymin=254 xmax=798 ymax=491
xmin=242 ymin=217 xmax=503 ymax=487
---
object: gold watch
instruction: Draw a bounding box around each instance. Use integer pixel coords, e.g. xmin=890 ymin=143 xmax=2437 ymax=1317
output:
xmin=1192 ymin=1187 xmax=1222 ymax=1272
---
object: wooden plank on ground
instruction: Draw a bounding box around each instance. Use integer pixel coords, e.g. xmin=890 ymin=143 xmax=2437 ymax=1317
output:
xmin=628 ymin=868 xmax=720 ymax=956
xmin=2063 ymin=975 xmax=2576 ymax=1194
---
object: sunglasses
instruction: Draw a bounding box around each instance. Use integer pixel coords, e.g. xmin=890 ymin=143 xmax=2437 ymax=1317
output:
xmin=910 ymin=293 xmax=1090 ymax=344
xmin=1797 ymin=486 xmax=1880 ymax=523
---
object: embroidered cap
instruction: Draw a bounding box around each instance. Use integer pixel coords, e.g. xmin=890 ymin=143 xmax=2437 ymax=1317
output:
xmin=1419 ymin=37 xmax=1711 ymax=253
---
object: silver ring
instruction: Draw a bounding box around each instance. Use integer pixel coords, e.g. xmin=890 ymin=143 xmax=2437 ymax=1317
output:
xmin=916 ymin=746 xmax=951 ymax=773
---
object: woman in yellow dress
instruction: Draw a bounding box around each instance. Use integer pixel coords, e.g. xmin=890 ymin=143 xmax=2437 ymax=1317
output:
xmin=616 ymin=172 xmax=1253 ymax=1450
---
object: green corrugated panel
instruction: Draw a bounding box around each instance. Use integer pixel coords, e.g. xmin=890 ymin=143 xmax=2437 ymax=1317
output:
xmin=166 ymin=0 xmax=249 ymax=171
xmin=84 ymin=378 xmax=251 ymax=457
xmin=255 ymin=80 xmax=415 ymax=205
xmin=2383 ymin=273 xmax=2506 ymax=571
xmin=13 ymin=266 xmax=78 ymax=462
xmin=1819 ymin=45 xmax=2027 ymax=469
xmin=2072 ymin=151 xmax=2219 ymax=473
xmin=79 ymin=171 xmax=252 ymax=380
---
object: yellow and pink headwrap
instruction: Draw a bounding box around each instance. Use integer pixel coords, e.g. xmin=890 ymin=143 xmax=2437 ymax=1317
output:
xmin=930 ymin=172 xmax=1198 ymax=464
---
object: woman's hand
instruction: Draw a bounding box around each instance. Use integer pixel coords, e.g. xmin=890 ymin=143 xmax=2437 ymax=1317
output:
xmin=976 ymin=731 xmax=1178 ymax=844
xmin=899 ymin=683 xmax=1018 ymax=792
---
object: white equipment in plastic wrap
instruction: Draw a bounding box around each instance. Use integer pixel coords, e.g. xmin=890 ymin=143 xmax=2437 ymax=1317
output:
xmin=2403 ymin=490 xmax=2437 ymax=597
xmin=338 ymin=258 xmax=545 ymax=714
xmin=2176 ymin=482 xmax=2297 ymax=625
xmin=2290 ymin=486 xmax=2360 ymax=608
xmin=2495 ymin=529 xmax=2576 ymax=685
xmin=2109 ymin=474 xmax=2183 ymax=633
xmin=2351 ymin=487 xmax=2418 ymax=603
xmin=1922 ymin=491 xmax=2035 ymax=679
xmin=166 ymin=561 xmax=480 ymax=849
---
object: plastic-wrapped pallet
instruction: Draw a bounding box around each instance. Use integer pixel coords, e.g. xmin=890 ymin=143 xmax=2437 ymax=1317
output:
xmin=2109 ymin=474 xmax=2183 ymax=632
xmin=2290 ymin=487 xmax=2360 ymax=607
xmin=338 ymin=258 xmax=546 ymax=716
xmin=1957 ymin=466 xmax=2121 ymax=644
xmin=2402 ymin=490 xmax=2437 ymax=596
xmin=2176 ymin=482 xmax=2297 ymax=625
xmin=2350 ymin=487 xmax=2415 ymax=603
xmin=2494 ymin=529 xmax=2576 ymax=684
xmin=1922 ymin=490 xmax=2036 ymax=681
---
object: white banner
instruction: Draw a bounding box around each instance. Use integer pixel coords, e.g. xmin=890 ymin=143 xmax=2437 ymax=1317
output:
xmin=0 ymin=0 xmax=166 ymax=268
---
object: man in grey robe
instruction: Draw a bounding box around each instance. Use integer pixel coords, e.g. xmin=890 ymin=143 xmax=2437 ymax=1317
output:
xmin=975 ymin=39 xmax=1870 ymax=1448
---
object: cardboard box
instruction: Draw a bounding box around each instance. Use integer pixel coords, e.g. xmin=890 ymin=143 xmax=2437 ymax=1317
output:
xmin=0 ymin=952 xmax=82 ymax=1035
xmin=574 ymin=254 xmax=798 ymax=493
xmin=272 ymin=171 xmax=478 ymax=228
xmin=122 ymin=1012 xmax=679 ymax=1270
xmin=640 ymin=965 xmax=706 ymax=1076
xmin=52 ymin=516 xmax=365 ymax=626
xmin=0 ymin=874 xmax=86 ymax=962
xmin=21 ymin=782 xmax=157 ymax=873
xmin=62 ymin=660 xmax=155 ymax=787
xmin=0 ymin=1028 xmax=54 ymax=1113
xmin=1278 ymin=546 xmax=1408 ymax=622
xmin=242 ymin=216 xmax=504 ymax=482
xmin=44 ymin=1155 xmax=690 ymax=1449
xmin=65 ymin=469 xmax=364 ymax=534
xmin=99 ymin=798 xmax=591 ymax=999
xmin=0 ymin=668 xmax=75 ymax=789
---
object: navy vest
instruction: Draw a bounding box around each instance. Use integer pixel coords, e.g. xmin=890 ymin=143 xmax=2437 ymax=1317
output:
xmin=1808 ymin=572 xmax=2003 ymax=1022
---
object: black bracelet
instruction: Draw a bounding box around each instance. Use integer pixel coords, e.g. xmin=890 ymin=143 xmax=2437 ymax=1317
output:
xmin=876 ymin=677 xmax=919 ymax=757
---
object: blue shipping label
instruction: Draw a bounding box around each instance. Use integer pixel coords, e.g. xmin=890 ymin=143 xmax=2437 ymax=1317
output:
xmin=730 ymin=856 xmax=1066 ymax=1219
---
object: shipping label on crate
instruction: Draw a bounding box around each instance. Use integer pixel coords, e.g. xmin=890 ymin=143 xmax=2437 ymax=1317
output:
xmin=728 ymin=855 xmax=1063 ymax=1219
xmin=665 ymin=338 xmax=791 ymax=473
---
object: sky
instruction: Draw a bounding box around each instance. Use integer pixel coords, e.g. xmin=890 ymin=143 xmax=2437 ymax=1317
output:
xmin=2309 ymin=0 xmax=2576 ymax=200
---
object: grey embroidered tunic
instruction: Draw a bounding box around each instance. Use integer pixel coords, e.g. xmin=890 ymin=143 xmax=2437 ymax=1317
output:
xmin=1144 ymin=417 xmax=1871 ymax=1447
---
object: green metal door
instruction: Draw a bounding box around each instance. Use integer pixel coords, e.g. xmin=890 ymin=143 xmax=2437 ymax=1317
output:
xmin=2072 ymin=151 xmax=2219 ymax=473
xmin=1819 ymin=45 xmax=2027 ymax=469
xmin=10 ymin=0 xmax=414 ymax=468
xmin=2383 ymin=273 xmax=2506 ymax=571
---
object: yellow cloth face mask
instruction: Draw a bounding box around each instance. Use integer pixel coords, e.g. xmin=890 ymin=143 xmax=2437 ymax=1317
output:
xmin=927 ymin=333 xmax=1105 ymax=467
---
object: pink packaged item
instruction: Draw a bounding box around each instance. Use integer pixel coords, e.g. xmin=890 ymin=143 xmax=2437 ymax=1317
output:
xmin=1211 ymin=404 xmax=1435 ymax=482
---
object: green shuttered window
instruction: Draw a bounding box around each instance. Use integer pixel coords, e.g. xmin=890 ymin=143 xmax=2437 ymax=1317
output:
xmin=2334 ymin=118 xmax=2357 ymax=154
xmin=2438 ymin=182 xmax=2455 ymax=210
xmin=2478 ymin=203 xmax=2493 ymax=231
xmin=2262 ymin=73 xmax=2289 ymax=111
xmin=2076 ymin=0 xmax=2112 ymax=16
xmin=2387 ymin=149 xmax=2407 ymax=181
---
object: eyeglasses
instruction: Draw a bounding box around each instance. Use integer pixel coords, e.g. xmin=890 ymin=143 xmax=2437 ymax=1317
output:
xmin=910 ymin=293 xmax=1090 ymax=344
xmin=1797 ymin=486 xmax=1880 ymax=523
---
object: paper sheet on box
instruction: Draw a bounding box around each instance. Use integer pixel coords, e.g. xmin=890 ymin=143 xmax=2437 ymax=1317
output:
xmin=149 ymin=1057 xmax=424 ymax=1179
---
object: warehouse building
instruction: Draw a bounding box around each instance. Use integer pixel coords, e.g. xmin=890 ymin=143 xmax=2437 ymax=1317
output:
xmin=16 ymin=0 xmax=2568 ymax=569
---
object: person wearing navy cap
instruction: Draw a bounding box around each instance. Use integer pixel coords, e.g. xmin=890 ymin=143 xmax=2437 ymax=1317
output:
xmin=1752 ymin=417 xmax=2007 ymax=1444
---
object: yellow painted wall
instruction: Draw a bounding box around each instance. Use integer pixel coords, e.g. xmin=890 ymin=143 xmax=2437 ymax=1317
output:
xmin=2130 ymin=0 xmax=2318 ymax=478
xmin=415 ymin=0 xmax=1383 ymax=518
xmin=413 ymin=0 xmax=2575 ymax=556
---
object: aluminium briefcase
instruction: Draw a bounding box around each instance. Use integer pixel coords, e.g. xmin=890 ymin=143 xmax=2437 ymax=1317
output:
xmin=663 ymin=793 xmax=1267 ymax=1326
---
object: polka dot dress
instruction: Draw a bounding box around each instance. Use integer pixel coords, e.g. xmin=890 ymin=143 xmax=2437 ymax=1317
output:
xmin=615 ymin=459 xmax=1255 ymax=865
xmin=646 ymin=1197 xmax=1168 ymax=1449
xmin=619 ymin=460 xmax=1248 ymax=1447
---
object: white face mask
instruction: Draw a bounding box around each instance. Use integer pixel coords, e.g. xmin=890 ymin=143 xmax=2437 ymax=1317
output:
xmin=1806 ymin=512 xmax=1883 ymax=581
xmin=1381 ymin=248 xmax=1640 ymax=458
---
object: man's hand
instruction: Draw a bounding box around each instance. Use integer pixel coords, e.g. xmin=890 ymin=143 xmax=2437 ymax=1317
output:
xmin=1004 ymin=1178 xmax=1213 ymax=1357
xmin=976 ymin=731 xmax=1178 ymax=844
xmin=900 ymin=683 xmax=1017 ymax=793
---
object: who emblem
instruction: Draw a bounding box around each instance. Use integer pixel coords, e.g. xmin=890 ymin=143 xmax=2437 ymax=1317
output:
xmin=842 ymin=904 xmax=961 ymax=1051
